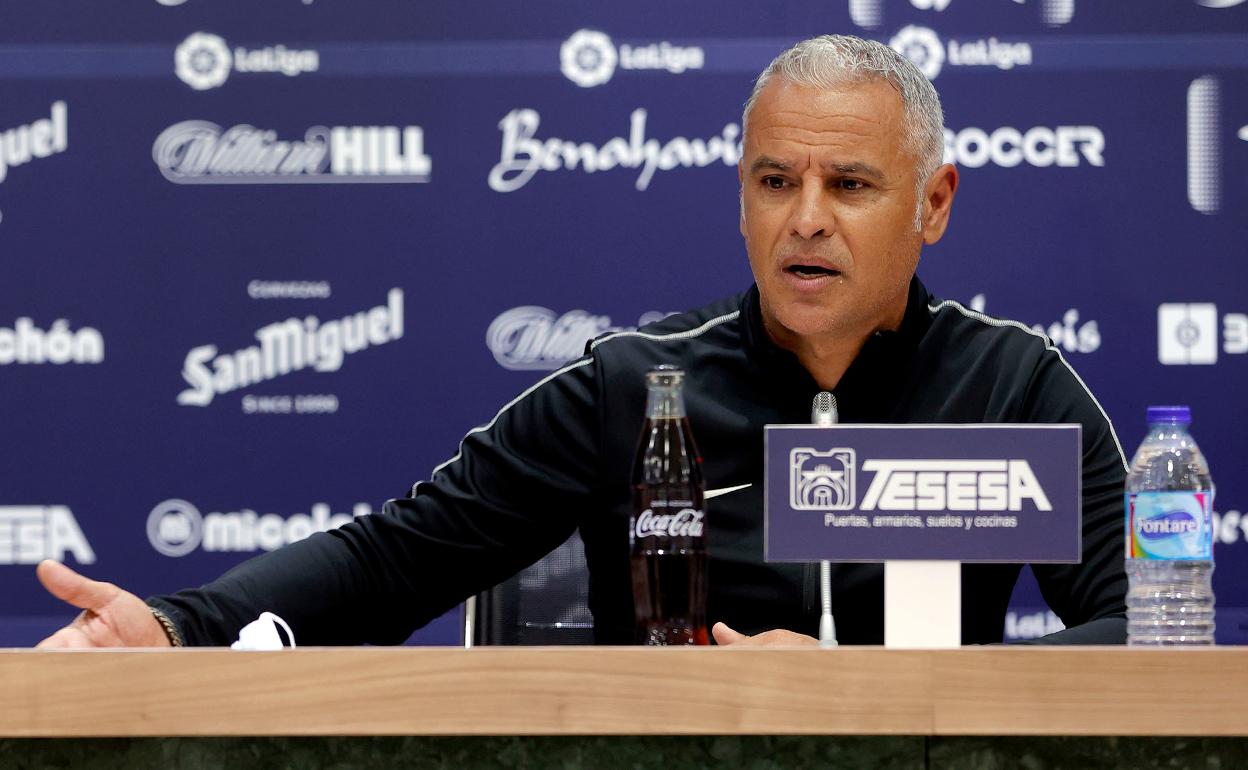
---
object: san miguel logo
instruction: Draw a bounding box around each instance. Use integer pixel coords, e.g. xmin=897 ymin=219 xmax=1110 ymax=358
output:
xmin=177 ymin=289 xmax=404 ymax=407
xmin=0 ymin=102 xmax=68 ymax=184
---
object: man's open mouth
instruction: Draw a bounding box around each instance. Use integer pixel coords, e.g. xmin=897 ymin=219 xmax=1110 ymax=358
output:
xmin=786 ymin=264 xmax=841 ymax=279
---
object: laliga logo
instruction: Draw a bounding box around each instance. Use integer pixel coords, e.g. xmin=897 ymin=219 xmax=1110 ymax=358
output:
xmin=173 ymin=31 xmax=319 ymax=91
xmin=175 ymin=32 xmax=232 ymax=90
xmin=791 ymin=449 xmax=856 ymax=511
xmin=558 ymin=28 xmax=704 ymax=88
xmin=891 ymin=25 xmax=1032 ymax=80
xmin=1157 ymin=303 xmax=1248 ymax=365
xmin=561 ymin=30 xmax=617 ymax=88
xmin=1159 ymin=303 xmax=1218 ymax=365
xmin=890 ymin=25 xmax=945 ymax=80
xmin=790 ymin=451 xmax=1052 ymax=513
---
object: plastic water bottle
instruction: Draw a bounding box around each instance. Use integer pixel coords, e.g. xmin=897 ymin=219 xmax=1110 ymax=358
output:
xmin=1125 ymin=405 xmax=1215 ymax=645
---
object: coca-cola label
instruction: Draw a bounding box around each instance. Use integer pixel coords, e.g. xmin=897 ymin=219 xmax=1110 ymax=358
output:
xmin=634 ymin=508 xmax=704 ymax=538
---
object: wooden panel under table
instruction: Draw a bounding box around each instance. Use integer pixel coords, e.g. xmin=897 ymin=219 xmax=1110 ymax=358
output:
xmin=1 ymin=646 xmax=1244 ymax=737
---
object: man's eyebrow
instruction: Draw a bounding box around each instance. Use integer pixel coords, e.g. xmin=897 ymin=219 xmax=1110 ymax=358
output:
xmin=748 ymin=156 xmax=793 ymax=175
xmin=824 ymin=162 xmax=886 ymax=180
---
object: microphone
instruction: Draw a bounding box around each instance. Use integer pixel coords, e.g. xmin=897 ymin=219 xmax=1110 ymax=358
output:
xmin=812 ymin=391 xmax=839 ymax=647
xmin=812 ymin=391 xmax=837 ymax=427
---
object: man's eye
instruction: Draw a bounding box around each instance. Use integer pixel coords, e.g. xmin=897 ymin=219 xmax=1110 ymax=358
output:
xmin=838 ymin=178 xmax=867 ymax=191
xmin=762 ymin=176 xmax=787 ymax=190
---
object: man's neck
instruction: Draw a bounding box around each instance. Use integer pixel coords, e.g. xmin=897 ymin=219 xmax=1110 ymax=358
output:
xmin=762 ymin=304 xmax=908 ymax=391
xmin=769 ymin=326 xmax=868 ymax=391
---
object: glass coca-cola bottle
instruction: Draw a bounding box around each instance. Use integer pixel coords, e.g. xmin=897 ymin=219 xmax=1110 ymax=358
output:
xmin=630 ymin=365 xmax=708 ymax=646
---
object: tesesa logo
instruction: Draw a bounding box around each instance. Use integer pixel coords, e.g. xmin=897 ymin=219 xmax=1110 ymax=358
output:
xmin=890 ymin=25 xmax=1032 ymax=80
xmin=0 ymin=506 xmax=95 ymax=565
xmin=174 ymin=31 xmax=319 ymax=91
xmin=1157 ymin=303 xmax=1248 ymax=365
xmin=789 ymin=451 xmax=1053 ymax=513
xmin=559 ymin=28 xmax=704 ymax=88
xmin=791 ymin=449 xmax=856 ymax=511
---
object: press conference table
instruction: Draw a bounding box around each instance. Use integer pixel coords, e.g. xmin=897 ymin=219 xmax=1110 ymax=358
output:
xmin=3 ymin=646 xmax=1246 ymax=736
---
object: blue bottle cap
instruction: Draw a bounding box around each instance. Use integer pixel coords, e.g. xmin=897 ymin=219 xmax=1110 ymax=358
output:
xmin=1147 ymin=405 xmax=1191 ymax=424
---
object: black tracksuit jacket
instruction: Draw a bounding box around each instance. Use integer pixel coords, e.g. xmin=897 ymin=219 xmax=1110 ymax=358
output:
xmin=151 ymin=276 xmax=1129 ymax=646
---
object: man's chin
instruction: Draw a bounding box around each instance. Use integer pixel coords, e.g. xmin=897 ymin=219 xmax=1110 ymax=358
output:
xmin=765 ymin=307 xmax=851 ymax=345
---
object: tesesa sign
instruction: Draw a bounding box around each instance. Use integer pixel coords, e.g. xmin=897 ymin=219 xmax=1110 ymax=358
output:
xmin=765 ymin=424 xmax=1081 ymax=563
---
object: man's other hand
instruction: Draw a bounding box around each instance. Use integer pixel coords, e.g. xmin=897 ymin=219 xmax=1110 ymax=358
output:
xmin=34 ymin=560 xmax=169 ymax=648
xmin=711 ymin=621 xmax=818 ymax=647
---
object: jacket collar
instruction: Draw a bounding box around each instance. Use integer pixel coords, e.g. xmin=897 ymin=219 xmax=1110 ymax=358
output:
xmin=740 ymin=275 xmax=934 ymax=418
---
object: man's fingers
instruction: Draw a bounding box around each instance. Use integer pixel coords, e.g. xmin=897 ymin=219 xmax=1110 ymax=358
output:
xmin=712 ymin=621 xmax=748 ymax=645
xmin=712 ymin=623 xmax=820 ymax=647
xmin=35 ymin=625 xmax=92 ymax=649
xmin=36 ymin=560 xmax=118 ymax=611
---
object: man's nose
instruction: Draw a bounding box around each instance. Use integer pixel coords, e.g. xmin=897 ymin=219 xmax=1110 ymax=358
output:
xmin=788 ymin=184 xmax=834 ymax=240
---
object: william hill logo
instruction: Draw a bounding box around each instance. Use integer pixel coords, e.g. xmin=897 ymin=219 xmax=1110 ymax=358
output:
xmin=790 ymin=449 xmax=1052 ymax=512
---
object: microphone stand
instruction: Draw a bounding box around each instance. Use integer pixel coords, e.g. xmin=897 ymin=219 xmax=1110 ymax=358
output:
xmin=812 ymin=391 xmax=838 ymax=647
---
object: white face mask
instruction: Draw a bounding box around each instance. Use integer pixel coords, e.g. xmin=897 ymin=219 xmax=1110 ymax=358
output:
xmin=230 ymin=612 xmax=296 ymax=651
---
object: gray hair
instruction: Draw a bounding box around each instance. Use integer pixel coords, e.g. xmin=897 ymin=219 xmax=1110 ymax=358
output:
xmin=743 ymin=35 xmax=946 ymax=204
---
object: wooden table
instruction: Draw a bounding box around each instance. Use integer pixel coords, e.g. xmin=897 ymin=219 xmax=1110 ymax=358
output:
xmin=3 ymin=646 xmax=1244 ymax=737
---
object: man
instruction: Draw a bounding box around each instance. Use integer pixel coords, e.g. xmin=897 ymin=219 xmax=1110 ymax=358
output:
xmin=35 ymin=35 xmax=1127 ymax=648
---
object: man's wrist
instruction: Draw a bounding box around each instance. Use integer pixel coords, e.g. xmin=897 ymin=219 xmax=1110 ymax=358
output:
xmin=148 ymin=606 xmax=185 ymax=647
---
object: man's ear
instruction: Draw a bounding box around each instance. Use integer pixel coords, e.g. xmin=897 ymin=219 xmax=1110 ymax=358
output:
xmin=920 ymin=163 xmax=958 ymax=245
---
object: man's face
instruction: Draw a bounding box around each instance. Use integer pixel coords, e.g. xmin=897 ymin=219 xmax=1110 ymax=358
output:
xmin=739 ymin=78 xmax=934 ymax=345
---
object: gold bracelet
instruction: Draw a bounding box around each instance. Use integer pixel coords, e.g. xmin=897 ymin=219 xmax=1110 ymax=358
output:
xmin=149 ymin=606 xmax=185 ymax=647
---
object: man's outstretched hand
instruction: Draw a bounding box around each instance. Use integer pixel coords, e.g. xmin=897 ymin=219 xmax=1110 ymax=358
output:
xmin=34 ymin=560 xmax=170 ymax=648
xmin=711 ymin=621 xmax=818 ymax=647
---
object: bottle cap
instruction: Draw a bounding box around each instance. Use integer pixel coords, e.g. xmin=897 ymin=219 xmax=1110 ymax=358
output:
xmin=646 ymin=364 xmax=684 ymax=388
xmin=1146 ymin=405 xmax=1191 ymax=424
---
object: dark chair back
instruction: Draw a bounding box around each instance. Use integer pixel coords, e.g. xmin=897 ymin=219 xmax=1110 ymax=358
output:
xmin=468 ymin=530 xmax=595 ymax=646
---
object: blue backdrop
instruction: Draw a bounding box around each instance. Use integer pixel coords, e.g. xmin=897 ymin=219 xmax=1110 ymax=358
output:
xmin=2 ymin=0 xmax=1246 ymax=645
